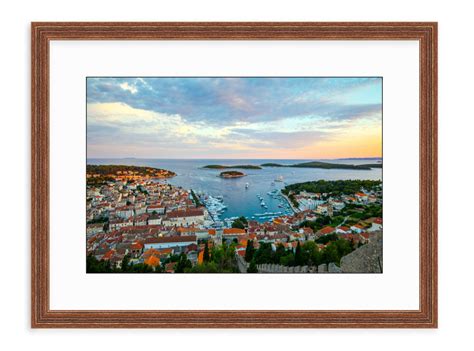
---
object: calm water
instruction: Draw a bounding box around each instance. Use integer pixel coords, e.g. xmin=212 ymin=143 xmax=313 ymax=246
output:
xmin=87 ymin=158 xmax=382 ymax=221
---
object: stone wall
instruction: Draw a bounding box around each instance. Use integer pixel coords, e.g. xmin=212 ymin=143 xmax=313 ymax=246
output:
xmin=254 ymin=231 xmax=383 ymax=273
xmin=340 ymin=231 xmax=383 ymax=273
xmin=256 ymin=263 xmax=315 ymax=273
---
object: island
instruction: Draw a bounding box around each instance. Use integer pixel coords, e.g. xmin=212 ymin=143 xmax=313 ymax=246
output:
xmin=87 ymin=164 xmax=176 ymax=186
xmin=219 ymin=170 xmax=246 ymax=178
xmin=358 ymin=163 xmax=382 ymax=168
xmin=261 ymin=160 xmax=381 ymax=170
xmin=203 ymin=164 xmax=262 ymax=170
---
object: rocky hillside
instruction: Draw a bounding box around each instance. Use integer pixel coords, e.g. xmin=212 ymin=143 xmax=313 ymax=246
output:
xmin=340 ymin=231 xmax=383 ymax=273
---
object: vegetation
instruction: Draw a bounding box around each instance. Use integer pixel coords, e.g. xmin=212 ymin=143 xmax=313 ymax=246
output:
xmin=244 ymin=240 xmax=255 ymax=262
xmin=190 ymin=189 xmax=203 ymax=207
xmin=175 ymin=253 xmax=193 ymax=273
xmin=287 ymin=193 xmax=299 ymax=208
xmin=186 ymin=241 xmax=239 ymax=273
xmin=203 ymin=164 xmax=262 ymax=170
xmin=203 ymin=241 xmax=210 ymax=262
xmin=339 ymin=203 xmax=382 ymax=223
xmin=299 ymin=215 xmax=331 ymax=232
xmin=86 ymin=254 xmax=160 ymax=273
xmin=232 ymin=216 xmax=248 ymax=229
xmin=87 ymin=216 xmax=108 ymax=225
xmin=86 ymin=164 xmax=175 ymax=185
xmin=282 ymin=179 xmax=382 ymax=197
xmin=261 ymin=161 xmax=380 ymax=170
xmin=359 ymin=163 xmax=382 ymax=168
xmin=247 ymin=259 xmax=258 ymax=273
xmin=245 ymin=237 xmax=357 ymax=269
xmin=315 ymin=233 xmax=338 ymax=244
xmin=219 ymin=171 xmax=246 ymax=178
xmin=87 ymin=164 xmax=175 ymax=176
xmin=260 ymin=163 xmax=286 ymax=167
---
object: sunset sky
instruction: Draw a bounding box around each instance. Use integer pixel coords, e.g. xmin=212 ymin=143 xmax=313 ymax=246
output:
xmin=87 ymin=77 xmax=382 ymax=159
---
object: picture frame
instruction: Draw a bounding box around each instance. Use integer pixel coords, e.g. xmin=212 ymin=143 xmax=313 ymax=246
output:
xmin=31 ymin=22 xmax=437 ymax=328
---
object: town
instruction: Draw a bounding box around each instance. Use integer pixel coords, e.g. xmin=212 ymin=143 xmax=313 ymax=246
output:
xmin=86 ymin=165 xmax=383 ymax=273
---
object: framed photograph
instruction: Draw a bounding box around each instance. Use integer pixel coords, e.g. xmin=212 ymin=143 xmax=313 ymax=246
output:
xmin=31 ymin=22 xmax=437 ymax=328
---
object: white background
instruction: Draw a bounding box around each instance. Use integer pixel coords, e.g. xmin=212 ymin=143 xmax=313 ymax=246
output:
xmin=50 ymin=40 xmax=418 ymax=310
xmin=0 ymin=0 xmax=472 ymax=349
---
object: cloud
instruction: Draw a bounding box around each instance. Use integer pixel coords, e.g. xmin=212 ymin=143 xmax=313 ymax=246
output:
xmin=119 ymin=82 xmax=138 ymax=94
xmin=86 ymin=77 xmax=382 ymax=158
xmin=87 ymin=77 xmax=381 ymax=125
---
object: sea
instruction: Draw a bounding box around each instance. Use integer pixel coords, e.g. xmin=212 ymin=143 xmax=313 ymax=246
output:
xmin=87 ymin=158 xmax=382 ymax=222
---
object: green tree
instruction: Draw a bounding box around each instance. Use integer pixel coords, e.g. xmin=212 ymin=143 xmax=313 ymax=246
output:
xmin=232 ymin=216 xmax=248 ymax=229
xmin=175 ymin=253 xmax=192 ymax=273
xmin=121 ymin=254 xmax=131 ymax=272
xmin=274 ymin=243 xmax=286 ymax=264
xmin=203 ymin=241 xmax=210 ymax=262
xmin=247 ymin=259 xmax=258 ymax=273
xmin=244 ymin=240 xmax=255 ymax=262
xmin=294 ymin=241 xmax=305 ymax=266
xmin=254 ymin=242 xmax=273 ymax=264
xmin=280 ymin=252 xmax=295 ymax=266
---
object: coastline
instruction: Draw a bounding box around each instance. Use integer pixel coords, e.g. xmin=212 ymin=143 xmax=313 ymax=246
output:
xmin=282 ymin=193 xmax=300 ymax=214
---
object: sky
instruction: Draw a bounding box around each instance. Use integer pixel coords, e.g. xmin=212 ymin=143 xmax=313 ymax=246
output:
xmin=87 ymin=77 xmax=382 ymax=159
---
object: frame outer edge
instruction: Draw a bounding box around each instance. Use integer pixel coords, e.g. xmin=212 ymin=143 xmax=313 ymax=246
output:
xmin=31 ymin=22 xmax=438 ymax=328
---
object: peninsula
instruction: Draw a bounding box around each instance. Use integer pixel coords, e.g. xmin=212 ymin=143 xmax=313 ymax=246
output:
xmin=87 ymin=164 xmax=176 ymax=186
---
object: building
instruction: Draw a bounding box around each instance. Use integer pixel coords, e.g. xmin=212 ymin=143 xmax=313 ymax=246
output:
xmin=147 ymin=204 xmax=166 ymax=214
xmin=350 ymin=224 xmax=365 ymax=234
xmin=143 ymin=235 xmax=197 ymax=250
xmin=148 ymin=213 xmax=162 ymax=225
xmin=162 ymin=208 xmax=205 ymax=227
xmin=86 ymin=223 xmax=104 ymax=236
xmin=222 ymin=228 xmax=247 ymax=241
xmin=317 ymin=226 xmax=336 ymax=237
xmin=368 ymin=217 xmax=383 ymax=232
xmin=115 ymin=205 xmax=134 ymax=219
xmin=355 ymin=192 xmax=368 ymax=203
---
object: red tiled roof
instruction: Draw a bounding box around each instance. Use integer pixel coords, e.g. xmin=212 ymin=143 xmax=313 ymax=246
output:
xmin=166 ymin=208 xmax=204 ymax=218
xmin=144 ymin=255 xmax=160 ymax=267
xmin=318 ymin=226 xmax=335 ymax=235
xmin=223 ymin=228 xmax=246 ymax=235
xmin=144 ymin=235 xmax=197 ymax=244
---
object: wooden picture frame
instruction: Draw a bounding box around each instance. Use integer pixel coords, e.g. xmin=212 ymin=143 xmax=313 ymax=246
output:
xmin=31 ymin=22 xmax=437 ymax=328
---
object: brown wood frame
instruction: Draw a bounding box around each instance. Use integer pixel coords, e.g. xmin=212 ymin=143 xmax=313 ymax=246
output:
xmin=31 ymin=22 xmax=437 ymax=328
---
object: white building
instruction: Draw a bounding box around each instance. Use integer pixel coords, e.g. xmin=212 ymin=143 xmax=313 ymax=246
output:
xmin=147 ymin=204 xmax=166 ymax=214
xmin=115 ymin=206 xmax=134 ymax=219
xmin=148 ymin=213 xmax=162 ymax=225
xmin=143 ymin=235 xmax=197 ymax=250
xmin=162 ymin=208 xmax=205 ymax=227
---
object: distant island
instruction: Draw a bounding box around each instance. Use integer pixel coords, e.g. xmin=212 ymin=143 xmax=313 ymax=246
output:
xmin=358 ymin=163 xmax=382 ymax=168
xmin=261 ymin=161 xmax=382 ymax=170
xmin=87 ymin=164 xmax=175 ymax=186
xmin=203 ymin=164 xmax=262 ymax=170
xmin=219 ymin=171 xmax=246 ymax=178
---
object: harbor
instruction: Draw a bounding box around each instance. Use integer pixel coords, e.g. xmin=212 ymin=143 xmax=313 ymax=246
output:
xmin=196 ymin=181 xmax=295 ymax=225
xmin=91 ymin=158 xmax=381 ymax=224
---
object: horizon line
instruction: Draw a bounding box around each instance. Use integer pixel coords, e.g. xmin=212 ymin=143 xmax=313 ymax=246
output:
xmin=86 ymin=156 xmax=383 ymax=160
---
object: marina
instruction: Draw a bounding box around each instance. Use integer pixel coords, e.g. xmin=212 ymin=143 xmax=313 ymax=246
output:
xmin=89 ymin=158 xmax=382 ymax=223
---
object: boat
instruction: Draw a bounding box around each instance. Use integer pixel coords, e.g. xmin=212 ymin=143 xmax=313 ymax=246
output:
xmin=275 ymin=175 xmax=284 ymax=182
xmin=245 ymin=182 xmax=249 ymax=189
xmin=267 ymin=189 xmax=280 ymax=196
